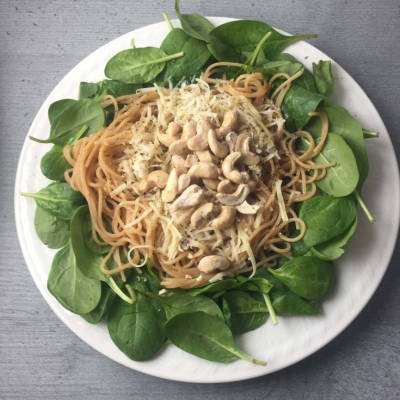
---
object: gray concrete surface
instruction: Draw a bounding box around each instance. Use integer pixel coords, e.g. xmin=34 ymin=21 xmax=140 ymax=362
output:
xmin=1 ymin=0 xmax=399 ymax=399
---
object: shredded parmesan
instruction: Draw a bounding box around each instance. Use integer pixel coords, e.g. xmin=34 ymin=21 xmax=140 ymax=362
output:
xmin=276 ymin=179 xmax=288 ymax=222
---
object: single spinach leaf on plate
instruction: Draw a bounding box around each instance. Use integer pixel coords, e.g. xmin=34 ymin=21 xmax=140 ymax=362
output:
xmin=312 ymin=60 xmax=334 ymax=96
xmin=80 ymin=80 xmax=139 ymax=99
xmin=100 ymin=79 xmax=139 ymax=97
xmin=272 ymin=290 xmax=321 ymax=315
xmin=255 ymin=268 xmax=321 ymax=315
xmin=300 ymin=195 xmax=357 ymax=248
xmin=291 ymin=236 xmax=310 ymax=257
xmin=160 ymin=27 xmax=210 ymax=81
xmin=269 ymin=256 xmax=333 ymax=300
xmin=207 ymin=20 xmax=315 ymax=63
xmin=188 ymin=279 xmax=241 ymax=296
xmin=47 ymin=242 xmax=101 ymax=314
xmin=40 ymin=145 xmax=71 ymax=182
xmin=48 ymin=99 xmax=76 ymax=124
xmin=315 ymin=100 xmax=369 ymax=188
xmin=160 ymin=292 xmax=223 ymax=320
xmin=165 ymin=311 xmax=266 ymax=365
xmin=105 ymin=47 xmax=183 ymax=84
xmin=31 ymin=99 xmax=104 ymax=145
xmin=70 ymin=206 xmax=107 ymax=281
xmin=82 ymin=283 xmax=115 ymax=324
xmin=281 ymin=85 xmax=324 ymax=131
xmin=79 ymin=82 xmax=100 ymax=99
xmin=301 ymin=132 xmax=359 ymax=197
xmin=34 ymin=205 xmax=70 ymax=249
xmin=222 ymin=291 xmax=268 ymax=334
xmin=237 ymin=277 xmax=272 ymax=294
xmin=311 ymin=215 xmax=358 ymax=260
xmin=107 ymin=293 xmax=166 ymax=361
xmin=174 ymin=0 xmax=214 ymax=41
xmin=72 ymin=205 xmax=110 ymax=255
xmin=22 ymin=182 xmax=85 ymax=221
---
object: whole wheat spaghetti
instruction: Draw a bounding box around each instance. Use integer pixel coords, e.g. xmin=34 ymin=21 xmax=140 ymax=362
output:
xmin=64 ymin=63 xmax=331 ymax=289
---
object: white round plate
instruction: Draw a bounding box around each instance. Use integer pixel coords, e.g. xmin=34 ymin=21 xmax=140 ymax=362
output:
xmin=15 ymin=17 xmax=399 ymax=383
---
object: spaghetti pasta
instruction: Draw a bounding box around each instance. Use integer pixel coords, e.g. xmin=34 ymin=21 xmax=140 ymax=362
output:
xmin=64 ymin=63 xmax=331 ymax=289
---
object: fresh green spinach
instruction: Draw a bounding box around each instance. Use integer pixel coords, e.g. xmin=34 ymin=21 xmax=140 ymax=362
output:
xmin=269 ymin=256 xmax=333 ymax=300
xmin=79 ymin=82 xmax=99 ymax=99
xmin=161 ymin=292 xmax=223 ymax=320
xmin=160 ymin=27 xmax=210 ymax=81
xmin=34 ymin=206 xmax=70 ymax=249
xmin=47 ymin=242 xmax=101 ymax=314
xmin=281 ymin=85 xmax=323 ymax=130
xmin=175 ymin=0 xmax=214 ymax=41
xmin=105 ymin=47 xmax=184 ymax=84
xmin=40 ymin=145 xmax=71 ymax=182
xmin=272 ymin=291 xmax=321 ymax=315
xmin=82 ymin=284 xmax=115 ymax=324
xmin=300 ymin=195 xmax=357 ymax=248
xmin=165 ymin=311 xmax=266 ymax=364
xmin=311 ymin=215 xmax=358 ymax=260
xmin=22 ymin=182 xmax=85 ymax=221
xmin=207 ymin=20 xmax=315 ymax=63
xmin=303 ymin=133 xmax=359 ymax=197
xmin=222 ymin=291 xmax=268 ymax=334
xmin=31 ymin=99 xmax=104 ymax=145
xmin=108 ymin=293 xmax=166 ymax=361
xmin=313 ymin=60 xmax=334 ymax=96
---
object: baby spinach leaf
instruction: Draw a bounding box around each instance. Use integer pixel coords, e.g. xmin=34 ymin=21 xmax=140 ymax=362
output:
xmin=281 ymin=85 xmax=323 ymax=131
xmin=108 ymin=293 xmax=166 ymax=361
xmin=47 ymin=242 xmax=101 ymax=314
xmin=48 ymin=99 xmax=76 ymax=124
xmin=34 ymin=205 xmax=70 ymax=249
xmin=207 ymin=20 xmax=315 ymax=63
xmin=100 ymin=79 xmax=138 ymax=97
xmin=311 ymin=246 xmax=343 ymax=262
xmin=272 ymin=291 xmax=321 ymax=315
xmin=246 ymin=31 xmax=272 ymax=66
xmin=302 ymin=133 xmax=359 ymax=197
xmin=256 ymin=267 xmax=321 ymax=314
xmin=82 ymin=283 xmax=115 ymax=324
xmin=40 ymin=145 xmax=71 ymax=182
xmin=31 ymin=99 xmax=104 ymax=145
xmin=269 ymin=256 xmax=333 ymax=300
xmin=237 ymin=277 xmax=272 ymax=294
xmin=160 ymin=292 xmax=223 ymax=320
xmin=223 ymin=291 xmax=268 ymax=334
xmin=165 ymin=312 xmax=266 ymax=365
xmin=70 ymin=207 xmax=133 ymax=306
xmin=311 ymin=215 xmax=358 ymax=260
xmin=188 ymin=279 xmax=240 ymax=296
xmin=22 ymin=182 xmax=85 ymax=221
xmin=300 ymin=195 xmax=357 ymax=248
xmin=160 ymin=28 xmax=210 ymax=81
xmin=79 ymin=82 xmax=99 ymax=99
xmin=321 ymin=100 xmax=368 ymax=188
xmin=70 ymin=206 xmax=107 ymax=281
xmin=73 ymin=205 xmax=110 ymax=255
xmin=105 ymin=47 xmax=184 ymax=84
xmin=313 ymin=60 xmax=334 ymax=96
xmin=175 ymin=0 xmax=214 ymax=41
xmin=291 ymin=237 xmax=310 ymax=257
xmin=79 ymin=80 xmax=139 ymax=100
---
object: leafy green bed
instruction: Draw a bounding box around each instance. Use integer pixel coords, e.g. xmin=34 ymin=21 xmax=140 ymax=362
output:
xmin=22 ymin=1 xmax=377 ymax=365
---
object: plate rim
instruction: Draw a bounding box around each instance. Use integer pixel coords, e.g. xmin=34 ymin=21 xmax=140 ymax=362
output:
xmin=14 ymin=17 xmax=400 ymax=383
